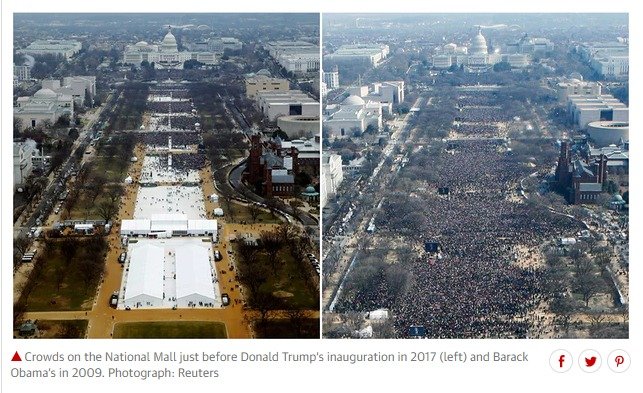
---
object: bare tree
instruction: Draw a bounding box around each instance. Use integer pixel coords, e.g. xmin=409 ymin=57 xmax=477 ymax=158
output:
xmin=276 ymin=223 xmax=295 ymax=244
xmin=60 ymin=238 xmax=79 ymax=268
xmin=14 ymin=117 xmax=23 ymax=136
xmin=574 ymin=273 xmax=605 ymax=308
xmin=15 ymin=235 xmax=31 ymax=255
xmin=260 ymin=230 xmax=283 ymax=272
xmin=97 ymin=200 xmax=118 ymax=224
xmin=86 ymin=173 xmax=108 ymax=203
xmin=78 ymin=258 xmax=104 ymax=293
xmin=55 ymin=263 xmax=67 ymax=292
xmin=106 ymin=184 xmax=124 ymax=205
xmin=237 ymin=261 xmax=268 ymax=296
xmin=13 ymin=252 xmax=22 ymax=273
xmin=286 ymin=308 xmax=313 ymax=338
xmin=573 ymin=255 xmax=594 ymax=276
xmin=223 ymin=196 xmax=236 ymax=223
xmin=248 ymin=203 xmax=261 ymax=223
xmin=252 ymin=291 xmax=279 ymax=336
xmin=236 ymin=241 xmax=258 ymax=263
xmin=620 ymin=305 xmax=629 ymax=325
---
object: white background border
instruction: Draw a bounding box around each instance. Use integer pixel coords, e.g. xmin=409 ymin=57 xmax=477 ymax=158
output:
xmin=2 ymin=0 xmax=638 ymax=391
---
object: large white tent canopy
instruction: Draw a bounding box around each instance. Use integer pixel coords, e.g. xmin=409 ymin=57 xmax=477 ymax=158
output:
xmin=123 ymin=244 xmax=164 ymax=308
xmin=121 ymin=214 xmax=217 ymax=238
xmin=175 ymin=245 xmax=216 ymax=307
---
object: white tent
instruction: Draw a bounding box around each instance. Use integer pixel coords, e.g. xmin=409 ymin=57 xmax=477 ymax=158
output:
xmin=213 ymin=208 xmax=224 ymax=217
xmin=356 ymin=325 xmax=373 ymax=338
xmin=187 ymin=219 xmax=218 ymax=237
xmin=74 ymin=223 xmax=94 ymax=233
xmin=121 ymin=215 xmax=219 ymax=237
xmin=175 ymin=245 xmax=217 ymax=307
xmin=150 ymin=213 xmax=188 ymax=234
xmin=367 ymin=309 xmax=389 ymax=320
xmin=123 ymin=245 xmax=164 ymax=308
xmin=209 ymin=194 xmax=219 ymax=202
xmin=121 ymin=219 xmax=151 ymax=236
xmin=124 ymin=176 xmax=133 ymax=184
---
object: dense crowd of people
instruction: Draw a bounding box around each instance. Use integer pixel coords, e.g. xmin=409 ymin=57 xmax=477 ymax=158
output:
xmin=142 ymin=132 xmax=202 ymax=148
xmin=172 ymin=153 xmax=207 ymax=171
xmin=147 ymin=100 xmax=194 ymax=113
xmin=149 ymin=114 xmax=199 ymax=131
xmin=453 ymin=123 xmax=500 ymax=137
xmin=149 ymin=87 xmax=191 ymax=99
xmin=455 ymin=106 xmax=512 ymax=123
xmin=456 ymin=94 xmax=500 ymax=107
xmin=145 ymin=86 xmax=200 ymax=131
xmin=339 ymin=139 xmax=584 ymax=338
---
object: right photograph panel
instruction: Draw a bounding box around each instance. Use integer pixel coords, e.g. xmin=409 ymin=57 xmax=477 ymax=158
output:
xmin=321 ymin=13 xmax=629 ymax=339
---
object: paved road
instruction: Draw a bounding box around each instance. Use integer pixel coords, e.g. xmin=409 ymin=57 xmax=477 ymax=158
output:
xmin=15 ymin=99 xmax=112 ymax=238
xmin=323 ymin=98 xmax=423 ymax=309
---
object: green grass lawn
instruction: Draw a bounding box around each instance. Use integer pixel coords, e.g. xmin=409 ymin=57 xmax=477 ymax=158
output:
xmin=94 ymin=156 xmax=129 ymax=183
xmin=255 ymin=249 xmax=318 ymax=310
xmin=68 ymin=156 xmax=129 ymax=219
xmin=255 ymin=319 xmax=319 ymax=339
xmin=222 ymin=202 xmax=281 ymax=224
xmin=34 ymin=320 xmax=88 ymax=339
xmin=23 ymin=255 xmax=96 ymax=312
xmin=113 ymin=321 xmax=227 ymax=338
xmin=69 ymin=195 xmax=105 ymax=220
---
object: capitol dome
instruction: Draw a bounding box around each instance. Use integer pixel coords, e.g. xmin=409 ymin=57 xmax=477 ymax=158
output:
xmin=470 ymin=28 xmax=488 ymax=54
xmin=34 ymin=88 xmax=57 ymax=98
xmin=256 ymin=68 xmax=271 ymax=76
xmin=342 ymin=95 xmax=365 ymax=106
xmin=161 ymin=29 xmax=178 ymax=52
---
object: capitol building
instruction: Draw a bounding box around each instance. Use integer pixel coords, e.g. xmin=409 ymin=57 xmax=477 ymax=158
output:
xmin=431 ymin=28 xmax=530 ymax=72
xmin=123 ymin=28 xmax=217 ymax=69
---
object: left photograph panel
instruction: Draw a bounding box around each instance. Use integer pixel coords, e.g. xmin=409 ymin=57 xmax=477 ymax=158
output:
xmin=12 ymin=13 xmax=321 ymax=339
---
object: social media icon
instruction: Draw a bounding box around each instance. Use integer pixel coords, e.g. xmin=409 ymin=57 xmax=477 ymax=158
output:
xmin=607 ymin=350 xmax=630 ymax=373
xmin=550 ymin=350 xmax=572 ymax=373
xmin=579 ymin=350 xmax=601 ymax=373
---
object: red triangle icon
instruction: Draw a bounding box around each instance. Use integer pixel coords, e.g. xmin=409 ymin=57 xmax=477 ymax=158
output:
xmin=12 ymin=351 xmax=22 ymax=361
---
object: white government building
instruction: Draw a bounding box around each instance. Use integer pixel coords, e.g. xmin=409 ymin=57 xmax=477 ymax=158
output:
xmin=255 ymin=90 xmax=319 ymax=121
xmin=17 ymin=39 xmax=82 ymax=59
xmin=567 ymin=94 xmax=628 ymax=130
xmin=555 ymin=77 xmax=602 ymax=103
xmin=123 ymin=28 xmax=217 ymax=69
xmin=346 ymin=81 xmax=405 ymax=106
xmin=14 ymin=88 xmax=74 ymax=131
xmin=13 ymin=139 xmax=39 ymax=189
xmin=323 ymin=81 xmax=404 ymax=139
xmin=42 ymin=76 xmax=96 ymax=105
xmin=324 ymin=95 xmax=383 ymax=138
xmin=265 ymin=41 xmax=320 ymax=74
xmin=276 ymin=115 xmax=320 ymax=139
xmin=431 ymin=28 xmax=530 ymax=71
xmin=323 ymin=69 xmax=340 ymax=90
xmin=321 ymin=153 xmax=343 ymax=207
xmin=324 ymin=44 xmax=390 ymax=67
xmin=578 ymin=41 xmax=629 ymax=78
